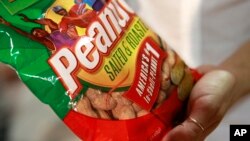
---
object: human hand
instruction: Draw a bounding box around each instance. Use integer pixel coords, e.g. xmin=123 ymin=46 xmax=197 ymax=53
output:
xmin=162 ymin=67 xmax=236 ymax=141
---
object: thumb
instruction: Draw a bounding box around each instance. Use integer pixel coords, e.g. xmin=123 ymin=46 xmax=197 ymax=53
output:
xmin=162 ymin=70 xmax=235 ymax=141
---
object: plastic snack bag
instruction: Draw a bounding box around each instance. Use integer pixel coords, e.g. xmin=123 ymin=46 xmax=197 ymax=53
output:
xmin=0 ymin=0 xmax=201 ymax=140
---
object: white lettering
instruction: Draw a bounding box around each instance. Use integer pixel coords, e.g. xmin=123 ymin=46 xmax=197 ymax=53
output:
xmin=100 ymin=6 xmax=121 ymax=41
xmin=49 ymin=1 xmax=133 ymax=97
xmin=242 ymin=129 xmax=247 ymax=136
xmin=75 ymin=37 xmax=99 ymax=70
xmin=84 ymin=1 xmax=132 ymax=71
xmin=234 ymin=129 xmax=248 ymax=136
xmin=111 ymin=0 xmax=130 ymax=27
xmin=146 ymin=43 xmax=160 ymax=58
xmin=48 ymin=48 xmax=79 ymax=95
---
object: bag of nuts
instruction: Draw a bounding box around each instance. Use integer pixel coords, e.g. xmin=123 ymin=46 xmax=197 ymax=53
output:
xmin=0 ymin=0 xmax=201 ymax=140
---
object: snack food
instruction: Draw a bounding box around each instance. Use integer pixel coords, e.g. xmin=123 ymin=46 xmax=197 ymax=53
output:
xmin=0 ymin=0 xmax=201 ymax=140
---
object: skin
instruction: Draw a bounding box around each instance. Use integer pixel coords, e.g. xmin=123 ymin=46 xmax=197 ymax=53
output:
xmin=162 ymin=40 xmax=250 ymax=141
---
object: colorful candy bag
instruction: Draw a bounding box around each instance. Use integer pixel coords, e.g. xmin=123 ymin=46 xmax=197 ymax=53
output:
xmin=0 ymin=0 xmax=201 ymax=140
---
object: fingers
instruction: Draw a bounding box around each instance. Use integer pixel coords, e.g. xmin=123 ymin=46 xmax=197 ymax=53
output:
xmin=163 ymin=113 xmax=223 ymax=141
xmin=162 ymin=105 xmax=218 ymax=141
xmin=162 ymin=118 xmax=204 ymax=141
xmin=188 ymin=70 xmax=235 ymax=106
xmin=188 ymin=117 xmax=205 ymax=131
xmin=163 ymin=70 xmax=236 ymax=141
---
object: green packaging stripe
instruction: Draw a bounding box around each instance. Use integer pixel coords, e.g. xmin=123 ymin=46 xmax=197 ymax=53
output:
xmin=0 ymin=26 xmax=48 ymax=69
xmin=0 ymin=22 xmax=70 ymax=119
xmin=0 ymin=0 xmax=39 ymax=15
xmin=1 ymin=0 xmax=44 ymax=15
xmin=0 ymin=0 xmax=71 ymax=119
xmin=0 ymin=0 xmax=55 ymax=32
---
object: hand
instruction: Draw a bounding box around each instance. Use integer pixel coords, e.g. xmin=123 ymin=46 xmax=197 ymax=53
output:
xmin=162 ymin=67 xmax=236 ymax=141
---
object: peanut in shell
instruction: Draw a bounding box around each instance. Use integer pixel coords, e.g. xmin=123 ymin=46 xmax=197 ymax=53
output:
xmin=132 ymin=103 xmax=142 ymax=113
xmin=137 ymin=110 xmax=150 ymax=117
xmin=86 ymin=88 xmax=117 ymax=111
xmin=112 ymin=105 xmax=136 ymax=120
xmin=75 ymin=96 xmax=98 ymax=118
xmin=161 ymin=76 xmax=171 ymax=91
xmin=112 ymin=92 xmax=132 ymax=106
xmin=161 ymin=39 xmax=169 ymax=51
xmin=177 ymin=69 xmax=194 ymax=101
xmin=170 ymin=57 xmax=185 ymax=85
xmin=96 ymin=110 xmax=112 ymax=120
xmin=166 ymin=48 xmax=176 ymax=67
xmin=156 ymin=90 xmax=167 ymax=104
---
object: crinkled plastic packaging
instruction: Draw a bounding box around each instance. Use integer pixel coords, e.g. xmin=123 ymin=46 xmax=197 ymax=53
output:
xmin=0 ymin=0 xmax=201 ymax=140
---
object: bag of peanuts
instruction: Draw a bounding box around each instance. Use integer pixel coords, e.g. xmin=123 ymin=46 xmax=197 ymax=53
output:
xmin=0 ymin=0 xmax=201 ymax=140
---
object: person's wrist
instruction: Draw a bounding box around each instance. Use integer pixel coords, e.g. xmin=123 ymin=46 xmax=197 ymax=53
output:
xmin=219 ymin=41 xmax=250 ymax=103
xmin=219 ymin=63 xmax=246 ymax=106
